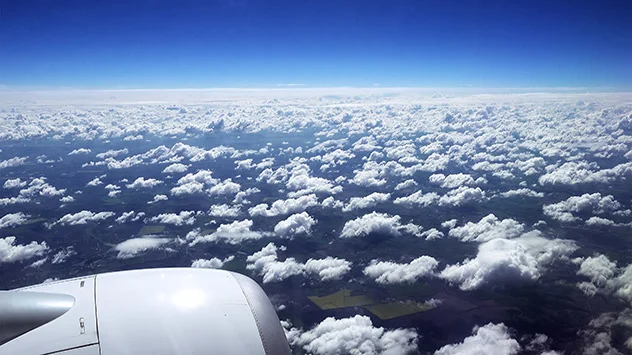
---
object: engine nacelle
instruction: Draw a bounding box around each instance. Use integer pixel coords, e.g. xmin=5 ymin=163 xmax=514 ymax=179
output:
xmin=0 ymin=268 xmax=291 ymax=355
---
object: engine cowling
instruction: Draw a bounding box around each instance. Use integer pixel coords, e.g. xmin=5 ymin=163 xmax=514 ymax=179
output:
xmin=0 ymin=268 xmax=291 ymax=355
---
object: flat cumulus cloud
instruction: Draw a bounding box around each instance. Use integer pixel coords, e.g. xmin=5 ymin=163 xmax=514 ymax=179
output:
xmin=1 ymin=89 xmax=632 ymax=354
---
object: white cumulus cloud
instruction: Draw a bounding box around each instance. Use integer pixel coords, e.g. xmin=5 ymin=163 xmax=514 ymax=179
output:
xmin=68 ymin=148 xmax=91 ymax=155
xmin=274 ymin=212 xmax=317 ymax=238
xmin=96 ymin=148 xmax=128 ymax=159
xmin=249 ymin=194 xmax=319 ymax=217
xmin=208 ymin=178 xmax=241 ymax=195
xmin=148 ymin=194 xmax=168 ymax=204
xmin=394 ymin=179 xmax=418 ymax=190
xmin=448 ymin=214 xmax=525 ymax=242
xmin=86 ymin=177 xmax=103 ymax=187
xmin=421 ymin=228 xmax=444 ymax=240
xmin=429 ymin=173 xmax=476 ymax=189
xmin=148 ymin=211 xmax=197 ymax=225
xmin=246 ymin=243 xmax=351 ymax=283
xmin=0 ymin=236 xmax=48 ymax=263
xmin=126 ymin=177 xmax=163 ymax=189
xmin=4 ymin=178 xmax=26 ymax=189
xmin=438 ymin=186 xmax=486 ymax=207
xmin=578 ymin=254 xmax=617 ymax=288
xmin=285 ymin=315 xmax=418 ymax=355
xmin=543 ymin=193 xmax=622 ymax=223
xmin=498 ymin=188 xmax=544 ymax=198
xmin=0 ymin=157 xmax=28 ymax=170
xmin=434 ymin=323 xmax=520 ymax=355
xmin=363 ymin=256 xmax=439 ymax=284
xmin=0 ymin=212 xmax=29 ymax=229
xmin=340 ymin=212 xmax=421 ymax=238
xmin=440 ymin=232 xmax=577 ymax=290
xmin=303 ymin=257 xmax=352 ymax=281
xmin=208 ymin=204 xmax=241 ymax=217
xmin=162 ymin=163 xmax=190 ymax=174
xmin=57 ymin=210 xmax=115 ymax=225
xmin=246 ymin=243 xmax=304 ymax=283
xmin=114 ymin=236 xmax=171 ymax=259
xmin=191 ymin=255 xmax=235 ymax=269
xmin=51 ymin=247 xmax=76 ymax=264
xmin=115 ymin=211 xmax=146 ymax=224
xmin=342 ymin=192 xmax=390 ymax=212
xmin=188 ymin=219 xmax=265 ymax=245
xmin=538 ymin=161 xmax=632 ymax=186
xmin=170 ymin=170 xmax=218 ymax=195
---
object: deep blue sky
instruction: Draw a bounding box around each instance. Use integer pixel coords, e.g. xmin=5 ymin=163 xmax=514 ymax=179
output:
xmin=0 ymin=0 xmax=631 ymax=88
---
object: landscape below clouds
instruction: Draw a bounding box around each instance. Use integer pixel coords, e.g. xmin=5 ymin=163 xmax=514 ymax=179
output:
xmin=1 ymin=89 xmax=632 ymax=354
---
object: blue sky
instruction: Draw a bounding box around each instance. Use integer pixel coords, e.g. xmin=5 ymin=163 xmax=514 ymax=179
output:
xmin=0 ymin=0 xmax=630 ymax=89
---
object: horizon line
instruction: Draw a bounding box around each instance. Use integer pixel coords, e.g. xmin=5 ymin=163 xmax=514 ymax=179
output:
xmin=0 ymin=86 xmax=626 ymax=93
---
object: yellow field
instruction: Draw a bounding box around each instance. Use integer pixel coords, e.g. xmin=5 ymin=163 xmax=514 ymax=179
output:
xmin=309 ymin=289 xmax=437 ymax=319
xmin=365 ymin=301 xmax=435 ymax=320
xmin=308 ymin=289 xmax=375 ymax=310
